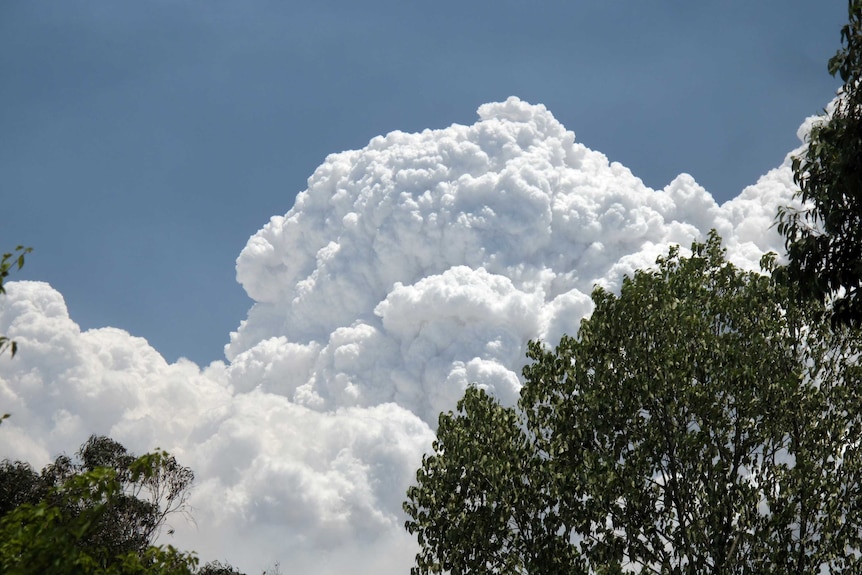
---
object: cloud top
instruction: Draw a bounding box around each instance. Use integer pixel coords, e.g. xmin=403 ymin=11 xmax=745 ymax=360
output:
xmin=229 ymin=96 xmax=793 ymax=422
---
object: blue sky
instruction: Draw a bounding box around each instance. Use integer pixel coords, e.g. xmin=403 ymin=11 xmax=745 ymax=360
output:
xmin=0 ymin=1 xmax=846 ymax=366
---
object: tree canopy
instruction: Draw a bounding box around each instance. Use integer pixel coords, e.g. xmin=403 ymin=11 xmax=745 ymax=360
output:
xmin=0 ymin=444 xmax=197 ymax=574
xmin=0 ymin=436 xmax=246 ymax=575
xmin=777 ymin=0 xmax=862 ymax=326
xmin=405 ymin=232 xmax=862 ymax=574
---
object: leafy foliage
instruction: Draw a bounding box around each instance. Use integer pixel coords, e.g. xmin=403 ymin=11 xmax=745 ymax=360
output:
xmin=198 ymin=561 xmax=247 ymax=575
xmin=404 ymin=386 xmax=581 ymax=574
xmin=0 ymin=452 xmax=198 ymax=575
xmin=0 ymin=436 xmax=203 ymax=574
xmin=405 ymin=232 xmax=862 ymax=574
xmin=777 ymin=0 xmax=862 ymax=326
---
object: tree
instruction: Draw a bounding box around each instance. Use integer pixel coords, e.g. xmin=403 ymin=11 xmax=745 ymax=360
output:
xmin=777 ymin=0 xmax=862 ymax=326
xmin=0 ymin=450 xmax=199 ymax=575
xmin=198 ymin=561 xmax=247 ymax=575
xmin=405 ymin=232 xmax=862 ymax=574
xmin=0 ymin=460 xmax=45 ymax=517
xmin=1 ymin=435 xmax=194 ymax=560
xmin=73 ymin=435 xmax=196 ymax=553
xmin=404 ymin=385 xmax=582 ymax=574
xmin=0 ymin=436 xmax=248 ymax=575
xmin=0 ymin=436 xmax=201 ymax=574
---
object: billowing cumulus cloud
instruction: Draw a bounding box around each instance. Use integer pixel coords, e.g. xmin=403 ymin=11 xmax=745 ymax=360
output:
xmin=0 ymin=97 xmax=803 ymax=574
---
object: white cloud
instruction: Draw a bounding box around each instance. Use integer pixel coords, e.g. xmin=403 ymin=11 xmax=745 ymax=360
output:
xmin=0 ymin=97 xmax=806 ymax=574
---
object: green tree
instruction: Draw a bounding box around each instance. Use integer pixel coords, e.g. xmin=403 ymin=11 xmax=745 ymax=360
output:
xmin=405 ymin=233 xmax=862 ymax=574
xmin=0 ymin=451 xmax=199 ymax=575
xmin=0 ymin=436 xmax=247 ymax=575
xmin=0 ymin=435 xmax=194 ymax=561
xmin=197 ymin=561 xmax=247 ymax=575
xmin=404 ymin=385 xmax=582 ymax=574
xmin=0 ymin=460 xmax=45 ymax=517
xmin=0 ymin=436 xmax=202 ymax=574
xmin=777 ymin=0 xmax=862 ymax=326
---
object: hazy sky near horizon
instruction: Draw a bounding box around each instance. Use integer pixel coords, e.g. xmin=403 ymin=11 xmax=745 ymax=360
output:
xmin=0 ymin=1 xmax=847 ymax=366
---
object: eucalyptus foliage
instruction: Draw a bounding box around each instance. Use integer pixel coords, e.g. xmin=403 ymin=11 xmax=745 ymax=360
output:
xmin=777 ymin=0 xmax=862 ymax=326
xmin=0 ymin=450 xmax=198 ymax=575
xmin=0 ymin=436 xmax=207 ymax=575
xmin=405 ymin=232 xmax=862 ymax=574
